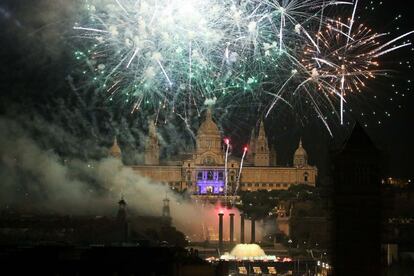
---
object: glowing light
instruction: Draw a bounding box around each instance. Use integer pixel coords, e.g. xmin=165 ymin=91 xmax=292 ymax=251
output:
xmin=224 ymin=138 xmax=230 ymax=145
xmin=224 ymin=137 xmax=230 ymax=197
xmin=235 ymin=145 xmax=248 ymax=195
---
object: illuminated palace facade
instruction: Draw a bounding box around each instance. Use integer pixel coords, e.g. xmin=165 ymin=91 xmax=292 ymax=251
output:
xmin=109 ymin=109 xmax=317 ymax=198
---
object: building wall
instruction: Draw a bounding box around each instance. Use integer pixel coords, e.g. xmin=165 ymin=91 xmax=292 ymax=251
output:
xmin=132 ymin=165 xmax=185 ymax=190
xmin=130 ymin=164 xmax=317 ymax=193
xmin=238 ymin=166 xmax=317 ymax=191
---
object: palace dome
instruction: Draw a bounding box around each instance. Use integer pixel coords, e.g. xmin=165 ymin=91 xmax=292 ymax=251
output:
xmin=294 ymin=139 xmax=307 ymax=157
xmin=198 ymin=108 xmax=220 ymax=137
xmin=109 ymin=137 xmax=122 ymax=158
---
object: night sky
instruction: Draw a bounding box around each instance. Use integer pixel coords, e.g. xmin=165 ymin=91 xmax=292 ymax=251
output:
xmin=0 ymin=0 xmax=413 ymax=181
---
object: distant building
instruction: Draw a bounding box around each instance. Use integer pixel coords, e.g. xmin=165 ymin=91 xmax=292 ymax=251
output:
xmin=110 ymin=108 xmax=317 ymax=199
xmin=109 ymin=137 xmax=122 ymax=159
xmin=275 ymin=203 xmax=291 ymax=237
xmin=382 ymin=177 xmax=411 ymax=187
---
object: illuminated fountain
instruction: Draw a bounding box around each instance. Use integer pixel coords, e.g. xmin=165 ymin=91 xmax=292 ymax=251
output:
xmin=220 ymin=243 xmax=276 ymax=261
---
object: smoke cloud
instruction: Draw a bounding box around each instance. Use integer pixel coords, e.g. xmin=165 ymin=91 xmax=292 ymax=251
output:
xmin=0 ymin=116 xmax=264 ymax=242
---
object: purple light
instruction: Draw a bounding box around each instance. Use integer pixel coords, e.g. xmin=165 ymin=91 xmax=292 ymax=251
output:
xmin=197 ymin=180 xmax=225 ymax=194
xmin=196 ymin=170 xmax=225 ymax=194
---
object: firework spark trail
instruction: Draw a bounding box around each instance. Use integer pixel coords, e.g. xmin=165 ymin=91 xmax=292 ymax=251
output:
xmin=126 ymin=47 xmax=139 ymax=68
xmin=73 ymin=26 xmax=108 ymax=33
xmin=265 ymin=70 xmax=296 ymax=117
xmin=338 ymin=0 xmax=358 ymax=125
xmin=373 ymin=43 xmax=412 ymax=58
xmin=224 ymin=138 xmax=230 ymax=198
xmin=347 ymin=0 xmax=358 ymax=44
xmin=340 ymin=74 xmax=345 ymax=124
xmin=372 ymin=31 xmax=414 ymax=57
xmin=234 ymin=146 xmax=248 ymax=195
xmin=156 ymin=60 xmax=173 ymax=87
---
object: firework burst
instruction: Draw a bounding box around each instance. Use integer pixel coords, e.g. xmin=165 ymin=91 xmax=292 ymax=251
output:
xmin=298 ymin=16 xmax=412 ymax=127
xmin=73 ymin=1 xmax=341 ymax=115
xmin=72 ymin=0 xmax=412 ymax=133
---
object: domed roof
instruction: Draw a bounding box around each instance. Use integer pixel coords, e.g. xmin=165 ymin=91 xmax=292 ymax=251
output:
xmin=109 ymin=137 xmax=122 ymax=158
xmin=198 ymin=108 xmax=220 ymax=136
xmin=294 ymin=138 xmax=307 ymax=157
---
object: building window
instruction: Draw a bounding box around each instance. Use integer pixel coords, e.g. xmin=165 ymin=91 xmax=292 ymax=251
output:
xmin=269 ymin=183 xmax=274 ymax=187
xmin=283 ymin=183 xmax=288 ymax=188
xmin=262 ymin=183 xmax=266 ymax=187
xmin=276 ymin=183 xmax=280 ymax=188
xmin=218 ymin=172 xmax=224 ymax=180
xmin=207 ymin=170 xmax=214 ymax=180
xmin=230 ymin=175 xmax=235 ymax=182
xmin=197 ymin=172 xmax=203 ymax=180
xmin=255 ymin=183 xmax=259 ymax=187
xmin=206 ymin=186 xmax=213 ymax=194
xmin=248 ymin=183 xmax=252 ymax=187
xmin=304 ymin=172 xmax=309 ymax=182
xmin=203 ymin=156 xmax=214 ymax=165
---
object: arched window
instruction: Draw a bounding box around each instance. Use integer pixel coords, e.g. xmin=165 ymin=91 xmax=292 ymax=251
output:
xmin=304 ymin=172 xmax=309 ymax=182
xmin=203 ymin=156 xmax=215 ymax=165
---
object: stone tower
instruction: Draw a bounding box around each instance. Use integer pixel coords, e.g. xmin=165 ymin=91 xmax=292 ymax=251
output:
xmin=293 ymin=138 xmax=308 ymax=167
xmin=332 ymin=123 xmax=381 ymax=276
xmin=144 ymin=120 xmax=160 ymax=165
xmin=116 ymin=196 xmax=129 ymax=242
xmin=270 ymin=145 xmax=277 ymax=166
xmin=117 ymin=196 xmax=127 ymax=222
xmin=109 ymin=137 xmax=122 ymax=160
xmin=254 ymin=120 xmax=270 ymax=166
xmin=246 ymin=128 xmax=256 ymax=164
xmin=162 ymin=196 xmax=171 ymax=218
xmin=196 ymin=108 xmax=222 ymax=155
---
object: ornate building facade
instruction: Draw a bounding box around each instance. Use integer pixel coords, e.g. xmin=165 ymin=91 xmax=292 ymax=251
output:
xmin=109 ymin=109 xmax=318 ymax=197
